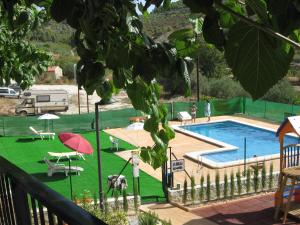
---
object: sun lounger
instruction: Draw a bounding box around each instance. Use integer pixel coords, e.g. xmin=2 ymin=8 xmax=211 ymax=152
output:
xmin=48 ymin=151 xmax=85 ymax=163
xmin=177 ymin=111 xmax=192 ymax=124
xmin=44 ymin=158 xmax=84 ymax=176
xmin=29 ymin=126 xmax=55 ymax=140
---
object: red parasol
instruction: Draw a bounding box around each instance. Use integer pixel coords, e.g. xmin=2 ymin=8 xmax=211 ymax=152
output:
xmin=58 ymin=132 xmax=93 ymax=155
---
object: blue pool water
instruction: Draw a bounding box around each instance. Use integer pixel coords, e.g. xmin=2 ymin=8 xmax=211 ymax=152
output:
xmin=181 ymin=121 xmax=299 ymax=163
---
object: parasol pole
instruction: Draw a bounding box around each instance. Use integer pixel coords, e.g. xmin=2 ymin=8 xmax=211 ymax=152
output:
xmin=95 ymin=101 xmax=104 ymax=211
xmin=68 ymin=159 xmax=73 ymax=199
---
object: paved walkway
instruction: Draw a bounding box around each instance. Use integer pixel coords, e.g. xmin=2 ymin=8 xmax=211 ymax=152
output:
xmin=141 ymin=193 xmax=300 ymax=225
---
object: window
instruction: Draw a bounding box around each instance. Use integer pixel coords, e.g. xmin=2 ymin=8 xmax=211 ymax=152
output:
xmin=0 ymin=89 xmax=8 ymax=93
xmin=10 ymin=90 xmax=16 ymax=94
xmin=36 ymin=95 xmax=50 ymax=102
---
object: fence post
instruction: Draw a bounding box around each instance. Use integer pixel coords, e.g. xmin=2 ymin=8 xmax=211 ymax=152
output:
xmin=2 ymin=118 xmax=4 ymax=137
xmin=264 ymin=101 xmax=267 ymax=118
xmin=242 ymin=97 xmax=246 ymax=114
xmin=171 ymin=102 xmax=174 ymax=120
xmin=10 ymin=179 xmax=31 ymax=225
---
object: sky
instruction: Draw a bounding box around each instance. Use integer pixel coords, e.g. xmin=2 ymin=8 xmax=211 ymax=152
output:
xmin=135 ymin=0 xmax=178 ymax=14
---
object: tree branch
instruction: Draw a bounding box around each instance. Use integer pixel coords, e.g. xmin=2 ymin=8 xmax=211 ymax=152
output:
xmin=215 ymin=1 xmax=300 ymax=49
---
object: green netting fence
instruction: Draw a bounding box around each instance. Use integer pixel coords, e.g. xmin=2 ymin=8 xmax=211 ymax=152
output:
xmin=0 ymin=97 xmax=298 ymax=136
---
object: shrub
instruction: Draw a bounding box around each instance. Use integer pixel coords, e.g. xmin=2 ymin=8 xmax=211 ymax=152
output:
xmin=269 ymin=162 xmax=274 ymax=189
xmin=236 ymin=170 xmax=242 ymax=195
xmin=183 ymin=178 xmax=188 ymax=205
xmin=103 ymin=211 xmax=129 ymax=225
xmin=190 ymin=175 xmax=196 ymax=204
xmin=104 ymin=194 xmax=109 ymax=215
xmin=206 ymin=174 xmax=211 ymax=201
xmin=215 ymin=172 xmax=220 ymax=199
xmin=253 ymin=164 xmax=259 ymax=192
xmin=93 ymin=192 xmax=98 ymax=210
xmin=246 ymin=169 xmax=251 ymax=193
xmin=261 ymin=162 xmax=266 ymax=190
xmin=199 ymin=175 xmax=204 ymax=201
xmin=207 ymin=77 xmax=249 ymax=99
xmin=114 ymin=191 xmax=120 ymax=211
xmin=230 ymin=171 xmax=235 ymax=198
xmin=224 ymin=174 xmax=228 ymax=199
xmin=262 ymin=79 xmax=297 ymax=104
xmin=122 ymin=189 xmax=128 ymax=213
xmin=138 ymin=212 xmax=159 ymax=225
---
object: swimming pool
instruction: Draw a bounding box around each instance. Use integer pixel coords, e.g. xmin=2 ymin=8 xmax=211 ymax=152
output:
xmin=173 ymin=120 xmax=299 ymax=168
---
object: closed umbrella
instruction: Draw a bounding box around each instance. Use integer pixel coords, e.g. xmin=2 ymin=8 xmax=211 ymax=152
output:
xmin=38 ymin=113 xmax=60 ymax=131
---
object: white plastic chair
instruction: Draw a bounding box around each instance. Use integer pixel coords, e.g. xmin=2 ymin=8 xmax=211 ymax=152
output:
xmin=44 ymin=158 xmax=84 ymax=176
xmin=109 ymin=136 xmax=119 ymax=151
xmin=29 ymin=126 xmax=55 ymax=140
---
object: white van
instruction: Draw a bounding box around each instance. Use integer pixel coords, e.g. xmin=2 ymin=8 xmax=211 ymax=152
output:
xmin=15 ymin=89 xmax=69 ymax=116
xmin=0 ymin=87 xmax=19 ymax=98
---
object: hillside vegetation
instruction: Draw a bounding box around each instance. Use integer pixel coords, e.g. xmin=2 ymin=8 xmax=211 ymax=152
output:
xmin=28 ymin=1 xmax=300 ymax=104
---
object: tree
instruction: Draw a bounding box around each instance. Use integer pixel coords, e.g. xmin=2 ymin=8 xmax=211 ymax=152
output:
xmin=178 ymin=0 xmax=299 ymax=100
xmin=3 ymin=0 xmax=300 ymax=170
xmin=1 ymin=0 xmax=193 ymax=169
xmin=0 ymin=3 xmax=52 ymax=89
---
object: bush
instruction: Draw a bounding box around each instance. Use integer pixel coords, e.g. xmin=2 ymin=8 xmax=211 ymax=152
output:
xmin=114 ymin=191 xmax=120 ymax=211
xmin=208 ymin=77 xmax=249 ymax=99
xmin=261 ymin=162 xmax=266 ymax=190
xmin=206 ymin=174 xmax=211 ymax=201
xmin=262 ymin=79 xmax=297 ymax=104
xmin=183 ymin=178 xmax=188 ymax=205
xmin=246 ymin=169 xmax=251 ymax=193
xmin=199 ymin=175 xmax=204 ymax=202
xmin=236 ymin=170 xmax=242 ymax=195
xmin=230 ymin=171 xmax=235 ymax=198
xmin=224 ymin=174 xmax=228 ymax=199
xmin=102 ymin=211 xmax=129 ymax=225
xmin=138 ymin=212 xmax=159 ymax=225
xmin=215 ymin=172 xmax=220 ymax=199
xmin=269 ymin=162 xmax=274 ymax=189
xmin=122 ymin=189 xmax=128 ymax=213
xmin=190 ymin=175 xmax=196 ymax=204
xmin=253 ymin=164 xmax=259 ymax=192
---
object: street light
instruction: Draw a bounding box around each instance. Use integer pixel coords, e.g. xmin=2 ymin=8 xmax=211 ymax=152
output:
xmin=73 ymin=63 xmax=81 ymax=114
xmin=95 ymin=101 xmax=104 ymax=210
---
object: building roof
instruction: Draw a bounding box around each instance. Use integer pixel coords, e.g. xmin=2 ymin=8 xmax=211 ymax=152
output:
xmin=48 ymin=66 xmax=60 ymax=72
xmin=276 ymin=116 xmax=300 ymax=143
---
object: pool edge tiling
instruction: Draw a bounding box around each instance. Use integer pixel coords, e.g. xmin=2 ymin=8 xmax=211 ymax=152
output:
xmin=172 ymin=119 xmax=297 ymax=168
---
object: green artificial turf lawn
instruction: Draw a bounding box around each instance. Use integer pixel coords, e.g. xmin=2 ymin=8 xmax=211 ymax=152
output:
xmin=0 ymin=131 xmax=164 ymax=201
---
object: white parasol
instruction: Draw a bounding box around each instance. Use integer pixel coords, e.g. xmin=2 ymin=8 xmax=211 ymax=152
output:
xmin=38 ymin=113 xmax=60 ymax=131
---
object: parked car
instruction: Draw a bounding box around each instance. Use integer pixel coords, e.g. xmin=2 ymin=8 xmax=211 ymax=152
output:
xmin=15 ymin=89 xmax=69 ymax=116
xmin=8 ymin=84 xmax=21 ymax=94
xmin=0 ymin=87 xmax=19 ymax=98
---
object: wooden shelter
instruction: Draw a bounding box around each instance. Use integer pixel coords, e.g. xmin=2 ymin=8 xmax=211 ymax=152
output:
xmin=276 ymin=116 xmax=300 ymax=171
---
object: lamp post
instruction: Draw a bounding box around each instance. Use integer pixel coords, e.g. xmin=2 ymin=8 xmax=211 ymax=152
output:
xmin=73 ymin=63 xmax=81 ymax=114
xmin=95 ymin=101 xmax=104 ymax=210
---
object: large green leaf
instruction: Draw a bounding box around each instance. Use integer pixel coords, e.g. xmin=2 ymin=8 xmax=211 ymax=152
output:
xmin=245 ymin=0 xmax=268 ymax=23
xmin=168 ymin=28 xmax=194 ymax=42
xmin=225 ymin=21 xmax=294 ymax=99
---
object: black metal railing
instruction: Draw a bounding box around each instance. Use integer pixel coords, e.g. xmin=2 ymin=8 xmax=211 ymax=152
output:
xmin=0 ymin=156 xmax=107 ymax=225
